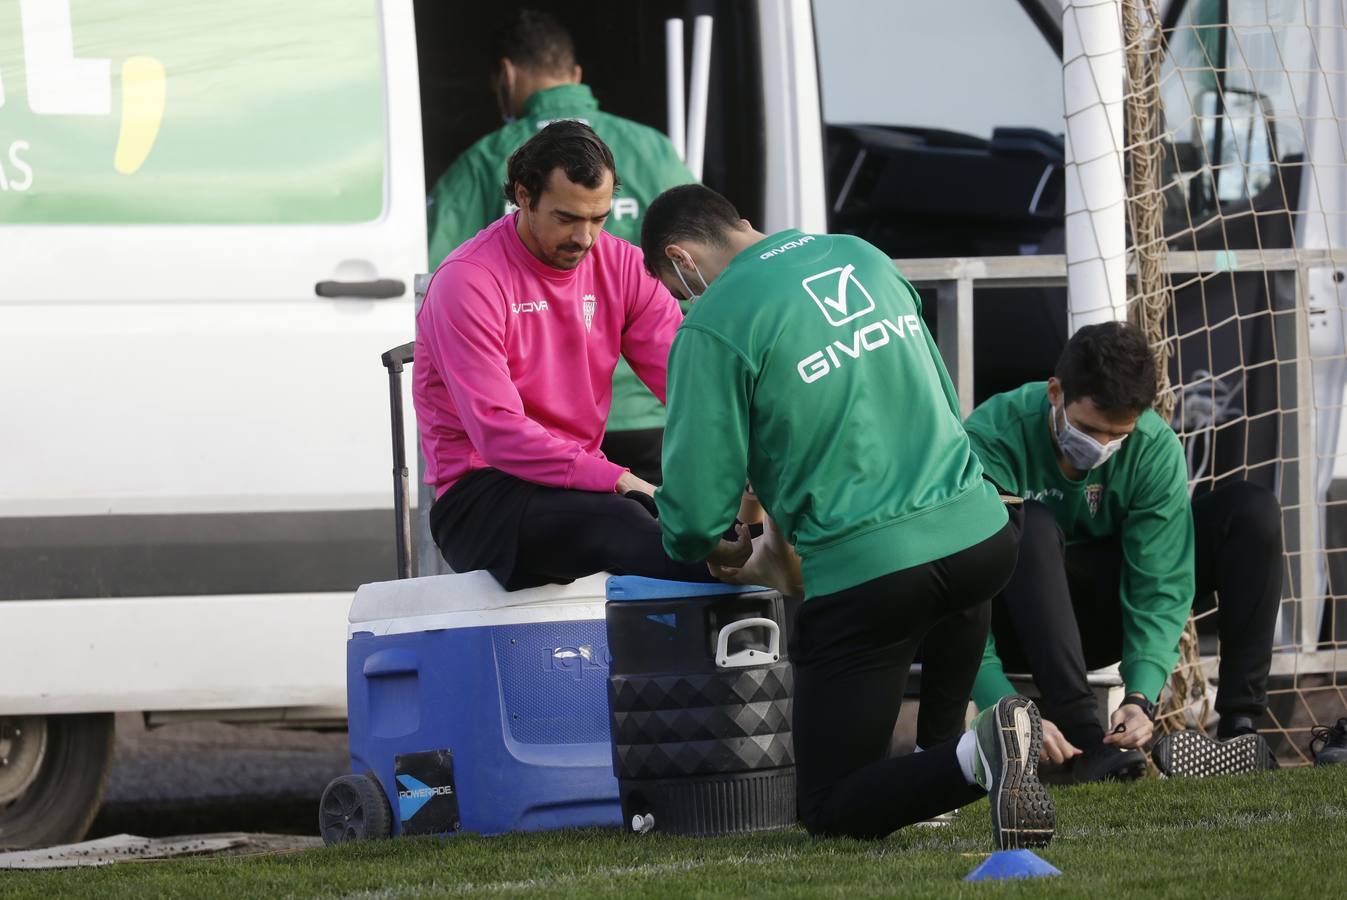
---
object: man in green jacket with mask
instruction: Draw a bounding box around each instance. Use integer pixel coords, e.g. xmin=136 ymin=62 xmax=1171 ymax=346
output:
xmin=426 ymin=9 xmax=695 ymax=482
xmin=966 ymin=322 xmax=1282 ymax=782
xmin=640 ymin=184 xmax=1056 ymax=848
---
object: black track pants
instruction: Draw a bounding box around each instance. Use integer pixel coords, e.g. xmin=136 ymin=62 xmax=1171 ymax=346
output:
xmin=791 ymin=521 xmax=1018 ymax=839
xmin=1192 ymin=480 xmax=1283 ymax=723
xmin=430 ymin=468 xmax=715 ymax=590
xmin=512 ymin=484 xmax=716 ymax=585
xmin=989 ymin=480 xmax=1282 ymax=748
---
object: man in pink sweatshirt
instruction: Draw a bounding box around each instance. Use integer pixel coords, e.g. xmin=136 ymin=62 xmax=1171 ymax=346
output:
xmin=414 ymin=122 xmax=748 ymax=589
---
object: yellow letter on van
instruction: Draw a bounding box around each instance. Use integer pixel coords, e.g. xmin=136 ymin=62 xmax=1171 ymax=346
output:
xmin=114 ymin=56 xmax=166 ymax=175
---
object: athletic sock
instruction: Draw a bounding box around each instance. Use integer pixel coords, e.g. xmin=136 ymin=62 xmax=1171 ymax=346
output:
xmin=955 ymin=730 xmax=978 ymax=785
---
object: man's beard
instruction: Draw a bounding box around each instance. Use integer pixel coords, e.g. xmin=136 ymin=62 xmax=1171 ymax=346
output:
xmin=548 ymin=242 xmax=587 ymax=269
xmin=521 ymin=210 xmax=591 ymax=269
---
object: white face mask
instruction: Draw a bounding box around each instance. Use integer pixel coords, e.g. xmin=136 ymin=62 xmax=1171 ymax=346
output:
xmin=671 ymin=256 xmax=709 ymax=303
xmin=1054 ymin=403 xmax=1127 ymax=471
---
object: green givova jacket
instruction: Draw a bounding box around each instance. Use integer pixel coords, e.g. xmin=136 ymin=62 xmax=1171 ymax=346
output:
xmin=426 ymin=83 xmax=695 ymax=433
xmin=964 ymin=382 xmax=1195 ymax=706
xmin=655 ymin=229 xmax=1008 ymax=598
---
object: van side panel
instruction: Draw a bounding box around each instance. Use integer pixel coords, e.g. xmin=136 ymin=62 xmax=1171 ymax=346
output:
xmin=0 ymin=0 xmax=424 ymax=713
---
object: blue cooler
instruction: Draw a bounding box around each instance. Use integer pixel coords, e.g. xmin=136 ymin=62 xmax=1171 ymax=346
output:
xmin=338 ymin=570 xmax=622 ymax=838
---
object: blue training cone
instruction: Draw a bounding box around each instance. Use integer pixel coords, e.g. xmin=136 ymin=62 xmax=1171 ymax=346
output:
xmin=964 ymin=849 xmax=1061 ymax=882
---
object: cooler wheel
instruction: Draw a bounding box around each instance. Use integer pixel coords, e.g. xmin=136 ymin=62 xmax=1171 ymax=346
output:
xmin=319 ymin=772 xmax=392 ymax=844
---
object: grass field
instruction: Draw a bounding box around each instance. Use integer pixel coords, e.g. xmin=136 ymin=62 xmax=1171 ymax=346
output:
xmin=6 ymin=765 xmax=1345 ymax=899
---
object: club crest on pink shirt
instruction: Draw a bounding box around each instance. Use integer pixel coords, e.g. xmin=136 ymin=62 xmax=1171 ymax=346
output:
xmin=583 ymin=294 xmax=597 ymax=332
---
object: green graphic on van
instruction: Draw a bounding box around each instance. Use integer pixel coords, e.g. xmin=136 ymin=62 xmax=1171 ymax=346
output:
xmin=1 ymin=0 xmax=385 ymax=224
xmin=1 ymin=1 xmax=164 ymax=182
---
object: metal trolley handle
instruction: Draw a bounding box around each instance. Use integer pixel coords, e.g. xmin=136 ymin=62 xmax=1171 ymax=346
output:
xmin=381 ymin=341 xmax=416 ymax=580
xmin=715 ymin=618 xmax=781 ymax=669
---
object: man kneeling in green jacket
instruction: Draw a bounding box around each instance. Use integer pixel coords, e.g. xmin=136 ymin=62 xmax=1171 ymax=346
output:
xmin=639 ymin=183 xmax=1056 ymax=848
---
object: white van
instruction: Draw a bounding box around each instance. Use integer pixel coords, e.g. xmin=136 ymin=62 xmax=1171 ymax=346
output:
xmin=0 ymin=0 xmax=824 ymax=847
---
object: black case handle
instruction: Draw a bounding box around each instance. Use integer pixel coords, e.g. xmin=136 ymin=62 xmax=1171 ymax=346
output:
xmin=317 ymin=278 xmax=406 ymax=300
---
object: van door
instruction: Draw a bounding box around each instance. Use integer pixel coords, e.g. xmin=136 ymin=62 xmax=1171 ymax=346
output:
xmin=0 ymin=0 xmax=425 ymax=599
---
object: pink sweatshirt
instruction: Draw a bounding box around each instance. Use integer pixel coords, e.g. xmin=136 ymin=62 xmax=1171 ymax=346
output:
xmin=414 ymin=214 xmax=683 ymax=497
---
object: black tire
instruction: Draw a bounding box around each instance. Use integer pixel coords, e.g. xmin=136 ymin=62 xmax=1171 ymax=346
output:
xmin=319 ymin=773 xmax=392 ymax=844
xmin=0 ymin=713 xmax=115 ymax=850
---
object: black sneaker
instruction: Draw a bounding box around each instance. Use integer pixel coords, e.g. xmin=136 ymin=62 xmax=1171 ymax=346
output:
xmin=1216 ymin=715 xmax=1257 ymax=740
xmin=970 ymin=695 xmax=1056 ymax=849
xmin=1070 ymin=743 xmax=1147 ymax=783
xmin=1152 ymin=730 xmax=1278 ymax=778
xmin=1310 ymin=718 xmax=1347 ymax=766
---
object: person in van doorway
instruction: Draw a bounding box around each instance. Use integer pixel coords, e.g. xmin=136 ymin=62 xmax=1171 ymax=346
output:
xmin=415 ymin=122 xmax=748 ymax=592
xmin=640 ymin=183 xmax=1056 ymax=848
xmin=426 ymin=9 xmax=695 ymax=484
xmin=965 ymin=322 xmax=1282 ymax=782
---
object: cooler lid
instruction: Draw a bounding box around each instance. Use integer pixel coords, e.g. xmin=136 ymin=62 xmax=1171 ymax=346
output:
xmin=605 ymin=576 xmax=773 ymax=601
xmin=349 ymin=570 xmax=610 ymax=625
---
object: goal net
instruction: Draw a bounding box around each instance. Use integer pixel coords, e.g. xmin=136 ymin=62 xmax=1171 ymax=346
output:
xmin=1101 ymin=0 xmax=1347 ymax=762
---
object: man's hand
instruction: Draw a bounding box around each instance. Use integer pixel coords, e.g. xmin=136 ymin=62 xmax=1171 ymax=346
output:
xmin=615 ymin=471 xmax=656 ymax=497
xmin=1103 ymin=700 xmax=1155 ymax=749
xmin=1040 ymin=717 xmax=1083 ymax=765
xmin=708 ymin=517 xmax=804 ymax=597
xmin=706 ymin=522 xmax=753 ymax=569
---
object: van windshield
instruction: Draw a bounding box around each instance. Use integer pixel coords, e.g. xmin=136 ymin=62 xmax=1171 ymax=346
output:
xmin=1159 ymin=0 xmax=1315 ymax=229
xmin=812 ymin=0 xmax=1067 ymax=260
xmin=813 ymin=0 xmax=1062 ymax=138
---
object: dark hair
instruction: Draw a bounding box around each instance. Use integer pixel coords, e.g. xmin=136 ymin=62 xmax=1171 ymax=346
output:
xmin=490 ymin=9 xmax=576 ymax=76
xmin=502 ymin=120 xmax=619 ymax=209
xmin=1055 ymin=321 xmax=1158 ymax=413
xmin=641 ymin=185 xmax=743 ymax=277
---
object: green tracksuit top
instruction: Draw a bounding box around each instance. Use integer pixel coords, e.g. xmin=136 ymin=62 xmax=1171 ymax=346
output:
xmin=426 ymin=83 xmax=696 ymax=433
xmin=964 ymin=382 xmax=1195 ymax=705
xmin=654 ymin=229 xmax=1008 ymax=598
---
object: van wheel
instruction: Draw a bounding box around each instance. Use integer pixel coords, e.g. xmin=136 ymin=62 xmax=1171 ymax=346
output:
xmin=0 ymin=714 xmax=115 ymax=850
xmin=320 ymin=773 xmax=392 ymax=844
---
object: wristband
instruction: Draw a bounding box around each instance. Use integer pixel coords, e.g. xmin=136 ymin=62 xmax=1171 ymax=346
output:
xmin=1121 ymin=693 xmax=1156 ymax=722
